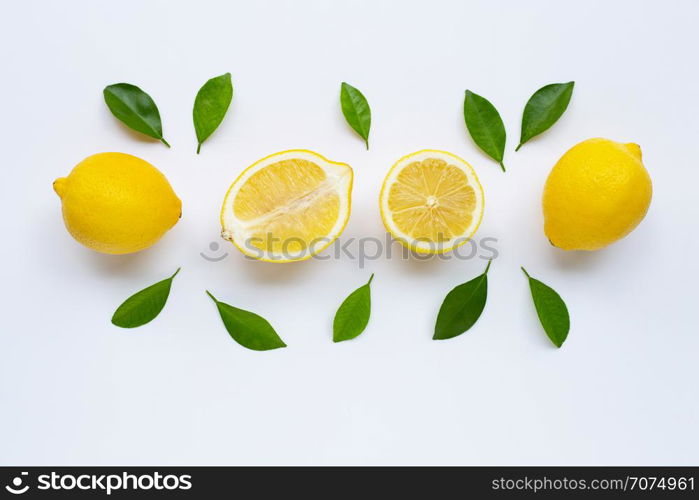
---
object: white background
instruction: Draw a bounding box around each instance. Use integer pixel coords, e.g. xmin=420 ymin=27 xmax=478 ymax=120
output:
xmin=1 ymin=0 xmax=697 ymax=465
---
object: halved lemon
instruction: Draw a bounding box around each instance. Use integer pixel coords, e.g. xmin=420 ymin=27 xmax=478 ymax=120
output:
xmin=221 ymin=150 xmax=353 ymax=262
xmin=379 ymin=150 xmax=484 ymax=254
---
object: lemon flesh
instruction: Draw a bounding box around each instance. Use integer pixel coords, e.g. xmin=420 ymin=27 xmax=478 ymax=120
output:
xmin=53 ymin=153 xmax=181 ymax=254
xmin=379 ymin=150 xmax=484 ymax=254
xmin=221 ymin=150 xmax=353 ymax=262
xmin=543 ymin=138 xmax=652 ymax=251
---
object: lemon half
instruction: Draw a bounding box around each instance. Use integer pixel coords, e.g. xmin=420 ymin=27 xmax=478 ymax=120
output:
xmin=379 ymin=150 xmax=484 ymax=254
xmin=220 ymin=150 xmax=353 ymax=262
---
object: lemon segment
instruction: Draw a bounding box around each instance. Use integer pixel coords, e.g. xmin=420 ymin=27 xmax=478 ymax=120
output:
xmin=379 ymin=150 xmax=484 ymax=254
xmin=221 ymin=150 xmax=353 ymax=262
xmin=543 ymin=138 xmax=652 ymax=250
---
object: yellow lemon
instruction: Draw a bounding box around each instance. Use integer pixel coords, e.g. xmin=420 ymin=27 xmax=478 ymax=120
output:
xmin=220 ymin=150 xmax=353 ymax=262
xmin=53 ymin=153 xmax=181 ymax=254
xmin=379 ymin=150 xmax=484 ymax=254
xmin=543 ymin=138 xmax=652 ymax=250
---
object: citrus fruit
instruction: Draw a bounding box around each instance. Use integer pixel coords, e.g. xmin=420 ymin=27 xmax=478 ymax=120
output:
xmin=379 ymin=150 xmax=484 ymax=254
xmin=53 ymin=152 xmax=181 ymax=254
xmin=543 ymin=138 xmax=652 ymax=250
xmin=220 ymin=150 xmax=353 ymax=262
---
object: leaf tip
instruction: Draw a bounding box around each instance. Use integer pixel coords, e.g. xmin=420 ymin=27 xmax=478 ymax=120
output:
xmin=551 ymin=334 xmax=567 ymax=348
xmin=205 ymin=290 xmax=217 ymax=302
xmin=110 ymin=314 xmax=131 ymax=329
xmin=432 ymin=328 xmax=455 ymax=341
xmin=103 ymin=83 xmax=119 ymax=95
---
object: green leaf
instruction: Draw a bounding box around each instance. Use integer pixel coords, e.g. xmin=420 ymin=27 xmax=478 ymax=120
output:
xmin=333 ymin=274 xmax=374 ymax=342
xmin=521 ymin=267 xmax=570 ymax=348
xmin=111 ymin=268 xmax=180 ymax=328
xmin=516 ymin=81 xmax=574 ymax=151
xmin=434 ymin=260 xmax=491 ymax=340
xmin=193 ymin=73 xmax=233 ymax=154
xmin=463 ymin=90 xmax=506 ymax=172
xmin=103 ymin=83 xmax=170 ymax=147
xmin=340 ymin=82 xmax=371 ymax=149
xmin=206 ymin=291 xmax=286 ymax=351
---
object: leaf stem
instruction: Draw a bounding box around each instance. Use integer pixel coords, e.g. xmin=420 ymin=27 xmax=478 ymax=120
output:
xmin=197 ymin=143 xmax=202 ymax=154
xmin=367 ymin=273 xmax=375 ymax=285
xmin=484 ymin=260 xmax=492 ymax=274
xmin=205 ymin=290 xmax=218 ymax=302
xmin=170 ymin=268 xmax=181 ymax=279
xmin=515 ymin=143 xmax=523 ymax=152
xmin=499 ymin=161 xmax=506 ymax=172
xmin=161 ymin=138 xmax=171 ymax=148
xmin=365 ymin=139 xmax=369 ymax=150
xmin=520 ymin=266 xmax=531 ymax=279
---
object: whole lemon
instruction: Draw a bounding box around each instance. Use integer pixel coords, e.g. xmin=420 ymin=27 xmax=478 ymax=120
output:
xmin=543 ymin=138 xmax=652 ymax=250
xmin=53 ymin=152 xmax=181 ymax=254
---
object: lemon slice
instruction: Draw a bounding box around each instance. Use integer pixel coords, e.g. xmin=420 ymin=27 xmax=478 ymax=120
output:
xmin=221 ymin=150 xmax=353 ymax=262
xmin=379 ymin=150 xmax=484 ymax=254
